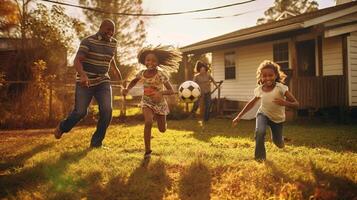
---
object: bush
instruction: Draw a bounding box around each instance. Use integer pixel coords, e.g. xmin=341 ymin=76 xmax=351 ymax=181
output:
xmin=0 ymin=60 xmax=65 ymax=129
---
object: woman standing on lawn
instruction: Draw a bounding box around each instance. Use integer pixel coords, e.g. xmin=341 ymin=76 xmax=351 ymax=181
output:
xmin=190 ymin=61 xmax=218 ymax=121
xmin=232 ymin=60 xmax=299 ymax=161
xmin=122 ymin=45 xmax=182 ymax=159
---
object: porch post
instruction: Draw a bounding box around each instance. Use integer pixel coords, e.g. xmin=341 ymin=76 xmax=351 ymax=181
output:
xmin=289 ymin=36 xmax=298 ymax=94
xmin=288 ymin=36 xmax=299 ymax=120
xmin=342 ymin=35 xmax=349 ymax=107
xmin=183 ymin=53 xmax=188 ymax=80
xmin=317 ymin=36 xmax=323 ymax=77
xmin=182 ymin=53 xmax=189 ymax=112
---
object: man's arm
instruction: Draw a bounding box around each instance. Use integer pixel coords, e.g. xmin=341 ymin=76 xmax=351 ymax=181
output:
xmin=110 ymin=58 xmax=122 ymax=81
xmin=74 ymin=54 xmax=89 ymax=87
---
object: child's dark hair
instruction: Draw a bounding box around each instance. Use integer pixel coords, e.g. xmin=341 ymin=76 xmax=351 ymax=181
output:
xmin=137 ymin=45 xmax=182 ymax=72
xmin=256 ymin=60 xmax=287 ymax=85
xmin=195 ymin=60 xmax=209 ymax=73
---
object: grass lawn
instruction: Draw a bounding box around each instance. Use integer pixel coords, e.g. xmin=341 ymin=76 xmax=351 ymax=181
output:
xmin=0 ymin=119 xmax=356 ymax=199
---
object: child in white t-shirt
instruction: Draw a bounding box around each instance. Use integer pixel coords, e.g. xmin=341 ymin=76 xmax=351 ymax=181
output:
xmin=232 ymin=60 xmax=299 ymax=161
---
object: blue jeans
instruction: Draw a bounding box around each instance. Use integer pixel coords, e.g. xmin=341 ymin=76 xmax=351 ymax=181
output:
xmin=191 ymin=92 xmax=211 ymax=121
xmin=254 ymin=113 xmax=284 ymax=160
xmin=59 ymin=82 xmax=112 ymax=147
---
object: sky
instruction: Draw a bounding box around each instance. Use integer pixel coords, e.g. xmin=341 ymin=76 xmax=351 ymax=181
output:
xmin=140 ymin=0 xmax=336 ymax=47
xmin=63 ymin=0 xmax=336 ymax=47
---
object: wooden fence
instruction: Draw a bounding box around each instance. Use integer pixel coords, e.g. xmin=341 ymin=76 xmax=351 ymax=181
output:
xmin=1 ymin=80 xmax=223 ymax=121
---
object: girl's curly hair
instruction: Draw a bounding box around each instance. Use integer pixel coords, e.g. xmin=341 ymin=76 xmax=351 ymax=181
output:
xmin=256 ymin=60 xmax=287 ymax=85
xmin=137 ymin=45 xmax=182 ymax=72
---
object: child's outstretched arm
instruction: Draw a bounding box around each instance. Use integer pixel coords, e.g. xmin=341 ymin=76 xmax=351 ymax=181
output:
xmin=232 ymin=96 xmax=260 ymax=127
xmin=122 ymin=77 xmax=140 ymax=96
xmin=209 ymin=75 xmax=218 ymax=88
xmin=273 ymin=91 xmax=299 ymax=109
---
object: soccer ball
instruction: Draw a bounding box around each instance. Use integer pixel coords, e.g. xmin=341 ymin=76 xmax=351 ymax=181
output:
xmin=178 ymin=81 xmax=201 ymax=103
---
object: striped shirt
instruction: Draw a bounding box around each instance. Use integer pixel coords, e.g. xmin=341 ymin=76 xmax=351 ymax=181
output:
xmin=76 ymin=33 xmax=117 ymax=87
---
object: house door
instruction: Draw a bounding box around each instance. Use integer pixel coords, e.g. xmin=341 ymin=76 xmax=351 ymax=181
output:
xmin=296 ymin=40 xmax=316 ymax=76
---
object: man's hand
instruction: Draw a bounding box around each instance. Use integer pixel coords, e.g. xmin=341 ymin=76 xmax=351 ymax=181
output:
xmin=79 ymin=73 xmax=89 ymax=87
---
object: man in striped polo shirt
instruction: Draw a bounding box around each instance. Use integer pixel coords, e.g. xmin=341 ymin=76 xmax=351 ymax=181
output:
xmin=54 ymin=19 xmax=122 ymax=148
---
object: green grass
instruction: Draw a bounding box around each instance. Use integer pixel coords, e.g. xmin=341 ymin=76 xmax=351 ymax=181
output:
xmin=0 ymin=119 xmax=356 ymax=199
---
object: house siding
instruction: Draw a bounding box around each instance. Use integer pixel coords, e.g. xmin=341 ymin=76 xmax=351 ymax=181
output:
xmin=348 ymin=31 xmax=357 ymax=106
xmin=322 ymin=36 xmax=343 ymax=76
xmin=211 ymin=42 xmax=273 ymax=102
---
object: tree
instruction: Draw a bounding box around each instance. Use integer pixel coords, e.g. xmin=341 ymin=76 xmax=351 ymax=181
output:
xmin=79 ymin=0 xmax=146 ymax=80
xmin=257 ymin=0 xmax=319 ymax=25
xmin=1 ymin=1 xmax=86 ymax=83
xmin=27 ymin=4 xmax=80 ymax=76
xmin=0 ymin=0 xmax=20 ymax=34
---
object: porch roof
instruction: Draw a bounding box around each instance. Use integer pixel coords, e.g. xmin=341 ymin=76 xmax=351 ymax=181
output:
xmin=180 ymin=1 xmax=357 ymax=54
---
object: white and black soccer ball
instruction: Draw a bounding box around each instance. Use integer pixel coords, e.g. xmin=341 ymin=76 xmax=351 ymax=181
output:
xmin=178 ymin=81 xmax=201 ymax=103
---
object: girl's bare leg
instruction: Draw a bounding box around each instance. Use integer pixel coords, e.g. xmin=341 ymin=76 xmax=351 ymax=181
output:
xmin=156 ymin=114 xmax=167 ymax=133
xmin=143 ymin=107 xmax=154 ymax=153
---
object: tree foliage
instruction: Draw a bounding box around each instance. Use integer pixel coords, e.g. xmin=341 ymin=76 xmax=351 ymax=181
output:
xmin=79 ymin=0 xmax=146 ymax=80
xmin=0 ymin=0 xmax=20 ymax=33
xmin=0 ymin=1 xmax=87 ymax=127
xmin=1 ymin=1 xmax=86 ymax=83
xmin=27 ymin=4 xmax=81 ymax=76
xmin=257 ymin=0 xmax=319 ymax=25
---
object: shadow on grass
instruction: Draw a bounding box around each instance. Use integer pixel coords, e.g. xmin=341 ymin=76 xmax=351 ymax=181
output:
xmin=309 ymin=160 xmax=357 ymax=199
xmin=0 ymin=142 xmax=54 ymax=173
xmin=265 ymin=160 xmax=357 ymax=199
xmin=0 ymin=148 xmax=90 ymax=198
xmin=83 ymin=158 xmax=171 ymax=200
xmin=178 ymin=159 xmax=212 ymax=200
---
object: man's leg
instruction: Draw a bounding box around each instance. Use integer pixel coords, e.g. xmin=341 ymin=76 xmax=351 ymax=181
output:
xmin=91 ymin=83 xmax=112 ymax=147
xmin=56 ymin=84 xmax=93 ymax=138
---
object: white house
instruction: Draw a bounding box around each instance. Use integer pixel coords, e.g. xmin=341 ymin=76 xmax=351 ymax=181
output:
xmin=180 ymin=1 xmax=357 ymax=113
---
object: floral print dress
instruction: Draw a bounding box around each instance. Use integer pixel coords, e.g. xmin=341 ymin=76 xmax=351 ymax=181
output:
xmin=136 ymin=68 xmax=170 ymax=115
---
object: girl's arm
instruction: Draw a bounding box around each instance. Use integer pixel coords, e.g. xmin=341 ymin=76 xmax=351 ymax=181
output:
xmin=284 ymin=91 xmax=299 ymax=108
xmin=122 ymin=78 xmax=140 ymax=96
xmin=273 ymin=91 xmax=299 ymax=109
xmin=232 ymin=96 xmax=260 ymax=126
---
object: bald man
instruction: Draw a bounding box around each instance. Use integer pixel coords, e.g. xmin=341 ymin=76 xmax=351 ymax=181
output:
xmin=54 ymin=19 xmax=122 ymax=148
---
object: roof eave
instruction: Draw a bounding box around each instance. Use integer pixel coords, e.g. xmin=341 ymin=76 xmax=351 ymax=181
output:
xmin=181 ymin=23 xmax=303 ymax=53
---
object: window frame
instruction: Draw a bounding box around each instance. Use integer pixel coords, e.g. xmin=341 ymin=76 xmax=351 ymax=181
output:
xmin=224 ymin=51 xmax=236 ymax=80
xmin=273 ymin=42 xmax=289 ymax=70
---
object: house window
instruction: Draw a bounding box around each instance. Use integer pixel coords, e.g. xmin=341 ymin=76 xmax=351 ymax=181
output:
xmin=273 ymin=42 xmax=289 ymax=70
xmin=224 ymin=52 xmax=236 ymax=80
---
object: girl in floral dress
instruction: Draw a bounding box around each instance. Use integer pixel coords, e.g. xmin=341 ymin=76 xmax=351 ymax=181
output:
xmin=122 ymin=46 xmax=182 ymax=158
